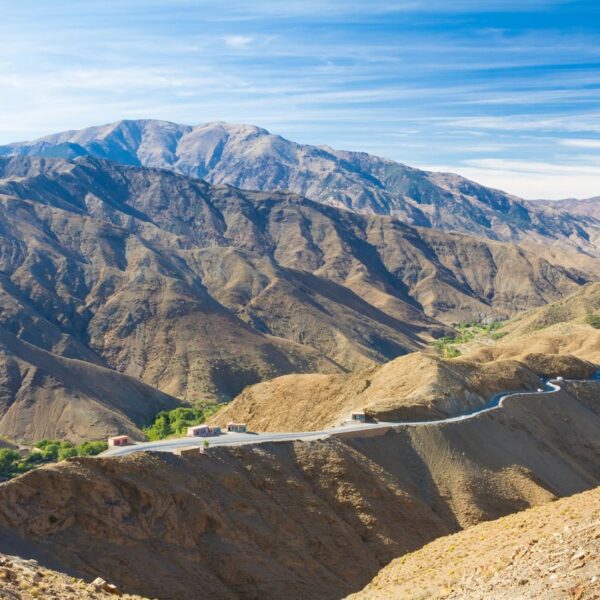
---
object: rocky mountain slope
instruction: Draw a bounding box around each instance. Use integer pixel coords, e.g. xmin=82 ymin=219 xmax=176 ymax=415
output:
xmin=0 ymin=154 xmax=584 ymax=423
xmin=0 ymin=552 xmax=146 ymax=599
xmin=212 ymin=351 xmax=595 ymax=432
xmin=464 ymin=282 xmax=600 ymax=366
xmin=1 ymin=378 xmax=600 ymax=599
xmin=349 ymin=486 xmax=600 ymax=600
xmin=536 ymin=196 xmax=600 ymax=219
xmin=0 ymin=327 xmax=180 ymax=444
xmin=2 ymin=120 xmax=598 ymax=256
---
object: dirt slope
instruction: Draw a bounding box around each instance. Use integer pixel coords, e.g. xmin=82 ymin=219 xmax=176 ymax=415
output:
xmin=212 ymin=351 xmax=595 ymax=432
xmin=0 ymin=326 xmax=180 ymax=444
xmin=349 ymin=486 xmax=600 ymax=600
xmin=465 ymin=282 xmax=600 ymax=366
xmin=0 ymin=552 xmax=147 ymax=599
xmin=1 ymin=379 xmax=600 ymax=599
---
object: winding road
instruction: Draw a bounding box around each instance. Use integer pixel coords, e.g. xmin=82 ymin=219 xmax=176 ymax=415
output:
xmin=102 ymin=378 xmax=570 ymax=458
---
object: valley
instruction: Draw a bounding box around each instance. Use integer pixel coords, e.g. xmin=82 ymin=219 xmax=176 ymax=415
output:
xmin=0 ymin=122 xmax=598 ymax=600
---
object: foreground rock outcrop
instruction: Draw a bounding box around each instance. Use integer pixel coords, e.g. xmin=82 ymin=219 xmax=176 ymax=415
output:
xmin=0 ymin=552 xmax=146 ymax=599
xmin=349 ymin=486 xmax=600 ymax=599
xmin=1 ymin=379 xmax=599 ymax=599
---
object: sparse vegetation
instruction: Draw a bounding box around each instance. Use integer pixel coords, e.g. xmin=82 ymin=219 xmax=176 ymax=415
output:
xmin=432 ymin=321 xmax=504 ymax=357
xmin=0 ymin=439 xmax=108 ymax=481
xmin=586 ymin=313 xmax=600 ymax=329
xmin=143 ymin=404 xmax=222 ymax=441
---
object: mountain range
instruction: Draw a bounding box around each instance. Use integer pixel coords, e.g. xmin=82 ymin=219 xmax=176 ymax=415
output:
xmin=2 ymin=119 xmax=599 ymax=255
xmin=0 ymin=120 xmax=597 ymax=441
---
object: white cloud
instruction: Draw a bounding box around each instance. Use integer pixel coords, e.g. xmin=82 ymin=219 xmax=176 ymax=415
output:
xmin=560 ymin=138 xmax=600 ymax=149
xmin=223 ymin=35 xmax=254 ymax=48
xmin=418 ymin=159 xmax=600 ymax=199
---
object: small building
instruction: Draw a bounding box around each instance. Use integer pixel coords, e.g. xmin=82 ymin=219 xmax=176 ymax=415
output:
xmin=108 ymin=435 xmax=129 ymax=447
xmin=350 ymin=411 xmax=366 ymax=422
xmin=187 ymin=424 xmax=221 ymax=437
xmin=227 ymin=422 xmax=248 ymax=433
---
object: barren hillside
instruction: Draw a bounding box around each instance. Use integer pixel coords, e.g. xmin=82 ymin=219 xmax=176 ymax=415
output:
xmin=0 ymin=327 xmax=180 ymax=444
xmin=1 ymin=379 xmax=600 ymax=599
xmin=0 ymin=552 xmax=147 ymax=599
xmin=349 ymin=486 xmax=600 ymax=600
xmin=465 ymin=283 xmax=600 ymax=366
xmin=0 ymin=154 xmax=587 ymax=444
xmin=212 ymin=351 xmax=595 ymax=432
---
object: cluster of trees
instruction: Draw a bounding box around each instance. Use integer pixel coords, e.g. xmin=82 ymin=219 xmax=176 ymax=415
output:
xmin=432 ymin=321 xmax=504 ymax=358
xmin=0 ymin=439 xmax=107 ymax=480
xmin=143 ymin=405 xmax=221 ymax=441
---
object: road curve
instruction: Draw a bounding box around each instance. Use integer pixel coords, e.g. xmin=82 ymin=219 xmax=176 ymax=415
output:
xmin=101 ymin=378 xmax=577 ymax=458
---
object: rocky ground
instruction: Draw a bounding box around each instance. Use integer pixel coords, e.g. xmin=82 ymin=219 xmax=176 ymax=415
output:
xmin=0 ymin=553 xmax=146 ymax=599
xmin=1 ymin=379 xmax=600 ymax=599
xmin=349 ymin=486 xmax=600 ymax=600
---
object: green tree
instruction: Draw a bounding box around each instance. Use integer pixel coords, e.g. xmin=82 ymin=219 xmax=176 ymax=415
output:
xmin=76 ymin=440 xmax=108 ymax=456
xmin=58 ymin=446 xmax=78 ymax=460
xmin=0 ymin=449 xmax=19 ymax=475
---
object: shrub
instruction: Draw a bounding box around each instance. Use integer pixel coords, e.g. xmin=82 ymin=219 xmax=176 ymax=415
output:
xmin=586 ymin=313 xmax=600 ymax=329
xmin=77 ymin=440 xmax=108 ymax=456
xmin=0 ymin=438 xmax=108 ymax=480
xmin=58 ymin=446 xmax=78 ymax=461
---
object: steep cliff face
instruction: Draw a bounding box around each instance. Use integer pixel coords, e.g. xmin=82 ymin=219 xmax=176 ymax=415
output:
xmin=3 ymin=120 xmax=598 ymax=255
xmin=1 ymin=380 xmax=600 ymax=599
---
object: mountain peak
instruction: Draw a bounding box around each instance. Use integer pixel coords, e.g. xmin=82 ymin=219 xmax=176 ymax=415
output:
xmin=0 ymin=119 xmax=597 ymax=255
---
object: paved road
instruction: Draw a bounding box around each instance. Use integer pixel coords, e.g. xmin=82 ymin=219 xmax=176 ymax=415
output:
xmin=101 ymin=379 xmax=569 ymax=458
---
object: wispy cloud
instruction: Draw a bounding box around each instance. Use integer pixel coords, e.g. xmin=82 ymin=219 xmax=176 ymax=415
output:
xmin=223 ymin=35 xmax=255 ymax=48
xmin=560 ymin=138 xmax=600 ymax=149
xmin=1 ymin=0 xmax=599 ymax=197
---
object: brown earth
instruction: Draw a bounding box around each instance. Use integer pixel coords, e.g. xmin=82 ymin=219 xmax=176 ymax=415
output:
xmin=0 ymin=155 xmax=590 ymax=441
xmin=0 ymin=327 xmax=180 ymax=444
xmin=464 ymin=282 xmax=600 ymax=366
xmin=0 ymin=552 xmax=146 ymax=599
xmin=348 ymin=486 xmax=600 ymax=600
xmin=1 ymin=379 xmax=600 ymax=599
xmin=212 ymin=351 xmax=596 ymax=432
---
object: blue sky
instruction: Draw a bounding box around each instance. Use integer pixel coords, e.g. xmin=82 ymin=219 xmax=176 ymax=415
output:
xmin=1 ymin=0 xmax=600 ymax=198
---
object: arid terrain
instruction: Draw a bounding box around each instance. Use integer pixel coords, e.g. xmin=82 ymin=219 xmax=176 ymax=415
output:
xmin=0 ymin=552 xmax=146 ymax=600
xmin=213 ymin=351 xmax=595 ymax=431
xmin=3 ymin=120 xmax=600 ymax=258
xmin=0 ymin=121 xmax=599 ymax=600
xmin=0 ymin=152 xmax=592 ymax=442
xmin=349 ymin=485 xmax=600 ymax=600
xmin=462 ymin=282 xmax=600 ymax=366
xmin=2 ymin=378 xmax=600 ymax=599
